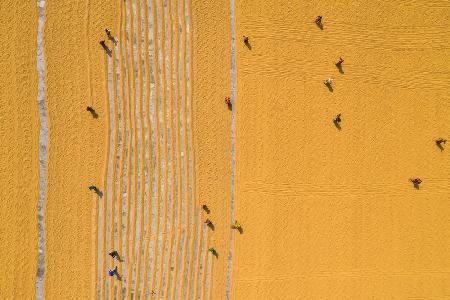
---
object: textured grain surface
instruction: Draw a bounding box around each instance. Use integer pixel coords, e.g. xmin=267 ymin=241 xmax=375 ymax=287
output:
xmin=231 ymin=0 xmax=450 ymax=299
xmin=43 ymin=0 xmax=116 ymax=298
xmin=190 ymin=0 xmax=232 ymax=299
xmin=0 ymin=1 xmax=39 ymax=298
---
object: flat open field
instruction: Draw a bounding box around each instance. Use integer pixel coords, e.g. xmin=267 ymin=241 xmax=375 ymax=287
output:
xmin=1 ymin=0 xmax=449 ymax=299
xmin=231 ymin=0 xmax=450 ymax=299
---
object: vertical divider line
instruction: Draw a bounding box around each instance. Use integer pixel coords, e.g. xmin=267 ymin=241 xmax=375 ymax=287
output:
xmin=163 ymin=0 xmax=177 ymax=296
xmin=156 ymin=0 xmax=170 ymax=294
xmin=226 ymin=0 xmax=236 ymax=298
xmin=139 ymin=0 xmax=154 ymax=296
xmin=178 ymin=0 xmax=190 ymax=296
xmin=133 ymin=0 xmax=147 ymax=296
xmin=147 ymin=0 xmax=162 ymax=294
xmin=169 ymin=0 xmax=182 ymax=297
xmin=100 ymin=50 xmax=111 ymax=300
xmin=116 ymin=0 xmax=127 ymax=296
xmin=36 ymin=0 xmax=48 ymax=298
xmin=108 ymin=36 xmax=119 ymax=300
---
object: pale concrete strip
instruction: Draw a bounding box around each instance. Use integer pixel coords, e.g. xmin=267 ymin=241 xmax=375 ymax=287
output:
xmin=225 ymin=0 xmax=236 ymax=298
xmin=36 ymin=0 xmax=47 ymax=298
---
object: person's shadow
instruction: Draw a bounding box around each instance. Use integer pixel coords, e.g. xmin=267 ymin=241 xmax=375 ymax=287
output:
xmin=100 ymin=42 xmax=112 ymax=57
xmin=336 ymin=63 xmax=344 ymax=74
xmin=333 ymin=120 xmax=341 ymax=130
xmin=206 ymin=221 xmax=215 ymax=231
xmin=116 ymin=255 xmax=124 ymax=263
xmin=108 ymin=35 xmax=118 ymax=46
xmin=202 ymin=205 xmax=210 ymax=214
xmin=87 ymin=107 xmax=99 ymax=119
xmin=316 ymin=22 xmax=323 ymax=30
xmin=244 ymin=39 xmax=252 ymax=50
xmin=436 ymin=141 xmax=445 ymax=151
xmin=325 ymin=83 xmax=333 ymax=92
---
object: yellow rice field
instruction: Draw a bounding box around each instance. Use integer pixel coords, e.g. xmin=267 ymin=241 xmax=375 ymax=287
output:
xmin=1 ymin=0 xmax=450 ymax=299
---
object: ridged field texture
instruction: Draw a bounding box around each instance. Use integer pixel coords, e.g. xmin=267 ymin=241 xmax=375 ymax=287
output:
xmin=95 ymin=0 xmax=214 ymax=298
xmin=231 ymin=0 xmax=450 ymax=299
xmin=0 ymin=1 xmax=39 ymax=298
xmin=2 ymin=0 xmax=450 ymax=299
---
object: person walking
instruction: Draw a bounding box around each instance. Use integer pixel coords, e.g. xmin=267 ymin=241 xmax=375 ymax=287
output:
xmin=108 ymin=266 xmax=118 ymax=277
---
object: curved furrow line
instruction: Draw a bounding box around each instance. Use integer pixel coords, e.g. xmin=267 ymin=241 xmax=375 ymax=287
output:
xmin=116 ymin=0 xmax=128 ymax=295
xmin=155 ymin=0 xmax=172 ymax=295
xmin=168 ymin=0 xmax=183 ymax=297
xmin=155 ymin=0 xmax=171 ymax=295
xmin=179 ymin=0 xmax=191 ymax=296
xmin=185 ymin=0 xmax=198 ymax=295
xmin=147 ymin=0 xmax=162 ymax=294
xmin=133 ymin=0 xmax=147 ymax=295
xmin=100 ymin=45 xmax=112 ymax=300
xmin=107 ymin=38 xmax=118 ymax=300
xmin=123 ymin=0 xmax=135 ymax=296
xmin=139 ymin=0 xmax=155 ymax=296
xmin=128 ymin=0 xmax=141 ymax=296
xmin=125 ymin=0 xmax=139 ymax=296
xmin=162 ymin=0 xmax=178 ymax=297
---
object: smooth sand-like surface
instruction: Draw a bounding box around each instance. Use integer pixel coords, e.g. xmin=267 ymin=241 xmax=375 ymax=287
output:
xmin=0 ymin=2 xmax=39 ymax=298
xmin=191 ymin=0 xmax=232 ymax=299
xmin=231 ymin=0 xmax=450 ymax=298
